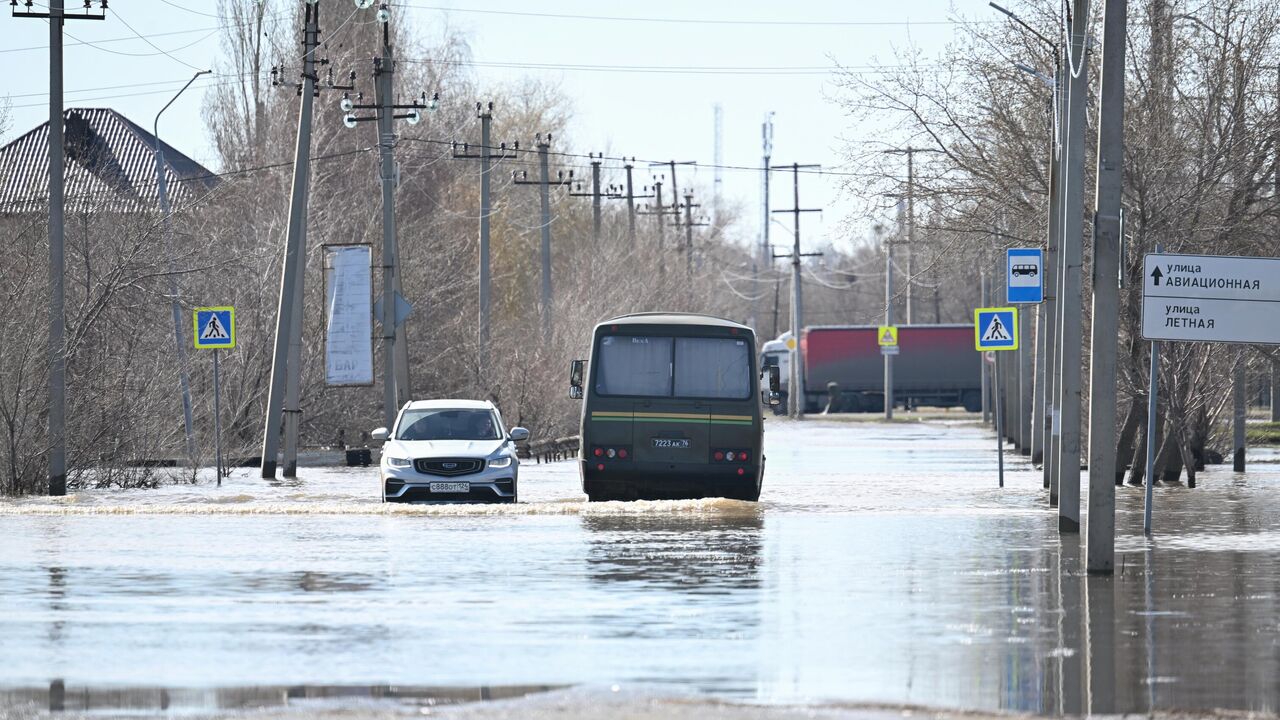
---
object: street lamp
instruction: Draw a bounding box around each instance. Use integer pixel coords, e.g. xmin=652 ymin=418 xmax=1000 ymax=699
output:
xmin=153 ymin=68 xmax=212 ymax=469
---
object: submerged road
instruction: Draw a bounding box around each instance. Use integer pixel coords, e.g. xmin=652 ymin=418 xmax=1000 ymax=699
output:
xmin=2 ymin=418 xmax=1279 ymax=716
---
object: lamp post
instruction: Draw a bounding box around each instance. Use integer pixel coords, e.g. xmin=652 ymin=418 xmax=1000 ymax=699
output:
xmin=154 ymin=69 xmax=211 ymax=468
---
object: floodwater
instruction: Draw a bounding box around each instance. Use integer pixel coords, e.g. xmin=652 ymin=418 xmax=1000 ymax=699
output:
xmin=2 ymin=419 xmax=1279 ymax=717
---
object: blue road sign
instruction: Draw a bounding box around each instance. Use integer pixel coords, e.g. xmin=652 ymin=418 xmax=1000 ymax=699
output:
xmin=1006 ymin=248 xmax=1044 ymax=304
xmin=193 ymin=307 xmax=236 ymax=349
xmin=974 ymin=307 xmax=1019 ymax=351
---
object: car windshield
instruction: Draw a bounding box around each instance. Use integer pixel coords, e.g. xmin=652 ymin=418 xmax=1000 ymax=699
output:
xmin=396 ymin=409 xmax=500 ymax=441
xmin=595 ymin=335 xmax=751 ymax=400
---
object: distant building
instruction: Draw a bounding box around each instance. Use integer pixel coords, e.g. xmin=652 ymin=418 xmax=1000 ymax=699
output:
xmin=0 ymin=107 xmax=218 ymax=215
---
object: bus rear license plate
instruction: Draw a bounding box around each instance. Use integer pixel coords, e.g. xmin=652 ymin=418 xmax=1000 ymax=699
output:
xmin=652 ymin=438 xmax=690 ymax=449
xmin=429 ymin=482 xmax=470 ymax=493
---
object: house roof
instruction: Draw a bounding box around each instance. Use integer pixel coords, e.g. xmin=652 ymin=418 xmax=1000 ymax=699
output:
xmin=0 ymin=107 xmax=219 ymax=215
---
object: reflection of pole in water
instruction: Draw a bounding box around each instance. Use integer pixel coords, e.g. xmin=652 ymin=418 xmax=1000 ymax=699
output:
xmin=1084 ymin=574 xmax=1116 ymax=714
xmin=1058 ymin=540 xmax=1082 ymax=715
xmin=1143 ymin=548 xmax=1156 ymax=711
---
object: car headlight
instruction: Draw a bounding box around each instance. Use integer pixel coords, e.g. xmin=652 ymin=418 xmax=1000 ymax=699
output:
xmin=384 ymin=456 xmax=412 ymax=468
xmin=488 ymin=456 xmax=513 ymax=469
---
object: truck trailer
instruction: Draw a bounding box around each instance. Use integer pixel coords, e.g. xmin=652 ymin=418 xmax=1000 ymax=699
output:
xmin=760 ymin=325 xmax=982 ymax=413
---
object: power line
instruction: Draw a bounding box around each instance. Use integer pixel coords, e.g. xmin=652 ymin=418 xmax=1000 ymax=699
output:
xmin=392 ymin=3 xmax=983 ymax=28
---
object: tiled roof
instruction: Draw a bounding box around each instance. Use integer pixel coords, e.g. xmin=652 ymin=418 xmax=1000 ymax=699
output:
xmin=0 ymin=107 xmax=219 ymax=215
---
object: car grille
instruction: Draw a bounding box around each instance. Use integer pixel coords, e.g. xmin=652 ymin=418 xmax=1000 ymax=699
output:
xmin=414 ymin=458 xmax=484 ymax=476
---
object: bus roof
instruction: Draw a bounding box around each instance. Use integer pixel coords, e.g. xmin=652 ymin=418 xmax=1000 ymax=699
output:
xmin=597 ymin=312 xmax=750 ymax=331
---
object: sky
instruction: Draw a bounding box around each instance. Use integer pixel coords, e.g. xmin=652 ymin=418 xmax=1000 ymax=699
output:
xmin=0 ymin=0 xmax=979 ymax=253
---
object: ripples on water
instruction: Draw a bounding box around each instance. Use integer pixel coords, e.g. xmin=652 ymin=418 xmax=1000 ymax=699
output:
xmin=2 ymin=420 xmax=1279 ymax=716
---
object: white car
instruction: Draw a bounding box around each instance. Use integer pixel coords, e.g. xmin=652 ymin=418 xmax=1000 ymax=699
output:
xmin=372 ymin=399 xmax=529 ymax=503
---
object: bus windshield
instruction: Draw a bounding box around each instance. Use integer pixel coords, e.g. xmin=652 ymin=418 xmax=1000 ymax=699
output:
xmin=594 ymin=335 xmax=751 ymax=399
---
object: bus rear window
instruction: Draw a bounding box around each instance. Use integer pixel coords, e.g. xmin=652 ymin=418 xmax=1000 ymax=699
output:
xmin=595 ymin=336 xmax=673 ymax=396
xmin=595 ymin=335 xmax=750 ymax=399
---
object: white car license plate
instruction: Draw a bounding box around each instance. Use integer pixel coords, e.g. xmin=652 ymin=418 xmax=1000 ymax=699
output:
xmin=429 ymin=482 xmax=470 ymax=493
xmin=652 ymin=438 xmax=690 ymax=449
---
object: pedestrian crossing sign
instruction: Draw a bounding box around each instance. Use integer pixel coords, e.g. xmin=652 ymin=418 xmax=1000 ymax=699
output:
xmin=974 ymin=307 xmax=1018 ymax=351
xmin=193 ymin=307 xmax=236 ymax=350
xmin=877 ymin=325 xmax=898 ymax=347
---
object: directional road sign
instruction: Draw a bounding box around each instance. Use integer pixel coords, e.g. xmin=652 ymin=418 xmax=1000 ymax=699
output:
xmin=877 ymin=325 xmax=898 ymax=347
xmin=974 ymin=307 xmax=1019 ymax=351
xmin=1141 ymin=253 xmax=1280 ymax=344
xmin=1006 ymin=248 xmax=1043 ymax=304
xmin=193 ymin=307 xmax=235 ymax=349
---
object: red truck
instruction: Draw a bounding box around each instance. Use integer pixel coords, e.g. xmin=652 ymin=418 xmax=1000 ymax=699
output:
xmin=761 ymin=325 xmax=982 ymax=413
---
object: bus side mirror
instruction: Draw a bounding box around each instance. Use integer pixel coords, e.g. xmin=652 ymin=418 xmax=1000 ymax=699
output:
xmin=768 ymin=365 xmax=781 ymax=393
xmin=569 ymin=359 xmax=585 ymax=400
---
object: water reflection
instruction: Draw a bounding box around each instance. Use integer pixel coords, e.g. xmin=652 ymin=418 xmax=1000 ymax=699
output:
xmin=581 ymin=511 xmax=764 ymax=591
xmin=0 ymin=682 xmax=561 ymax=714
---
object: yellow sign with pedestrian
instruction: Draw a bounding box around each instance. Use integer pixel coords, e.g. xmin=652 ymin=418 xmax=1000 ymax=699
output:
xmin=877 ymin=325 xmax=898 ymax=347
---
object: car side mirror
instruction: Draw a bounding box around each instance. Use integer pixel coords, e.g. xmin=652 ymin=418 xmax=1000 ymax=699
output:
xmin=508 ymin=427 xmax=530 ymax=442
xmin=767 ymin=365 xmax=781 ymax=393
xmin=371 ymin=427 xmax=389 ymax=442
xmin=569 ymin=359 xmax=586 ymax=399
xmin=767 ymin=391 xmax=783 ymax=407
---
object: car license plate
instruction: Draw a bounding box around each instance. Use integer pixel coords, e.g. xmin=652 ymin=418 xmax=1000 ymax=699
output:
xmin=429 ymin=482 xmax=470 ymax=493
xmin=652 ymin=438 xmax=690 ymax=449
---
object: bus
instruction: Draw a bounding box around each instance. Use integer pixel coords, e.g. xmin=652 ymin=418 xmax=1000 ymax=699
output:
xmin=568 ymin=313 xmax=781 ymax=502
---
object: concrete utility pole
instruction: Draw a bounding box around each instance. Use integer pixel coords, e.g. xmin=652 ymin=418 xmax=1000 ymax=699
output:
xmin=154 ymin=69 xmax=210 ymax=467
xmin=980 ymin=269 xmax=990 ymax=423
xmin=1056 ymin=0 xmax=1092 ymax=534
xmin=513 ymin=136 xmax=574 ymax=340
xmin=885 ymin=216 xmax=898 ymax=421
xmin=569 ymin=153 xmax=607 ymax=245
xmin=604 ymin=158 xmax=651 ymax=247
xmin=1086 ymin=0 xmax=1128 ymax=574
xmin=15 ymin=0 xmax=106 ymax=495
xmin=452 ymin=104 xmax=517 ymax=379
xmin=681 ymin=192 xmax=708 ymax=279
xmin=754 ymin=113 xmax=775 ymax=334
xmin=770 ymin=163 xmax=822 ymax=419
xmin=281 ymin=5 xmax=328 ymax=478
xmin=649 ymin=160 xmax=695 ymax=228
xmin=334 ymin=13 xmax=433 ymax=431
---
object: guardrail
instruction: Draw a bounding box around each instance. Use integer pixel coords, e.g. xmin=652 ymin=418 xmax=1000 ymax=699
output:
xmin=522 ymin=436 xmax=580 ymax=464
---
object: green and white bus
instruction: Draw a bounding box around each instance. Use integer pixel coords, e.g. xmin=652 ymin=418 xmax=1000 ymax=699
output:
xmin=568 ymin=313 xmax=781 ymax=502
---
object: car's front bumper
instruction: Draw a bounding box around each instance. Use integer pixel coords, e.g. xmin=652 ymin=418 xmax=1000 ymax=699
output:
xmin=382 ymin=463 xmax=517 ymax=503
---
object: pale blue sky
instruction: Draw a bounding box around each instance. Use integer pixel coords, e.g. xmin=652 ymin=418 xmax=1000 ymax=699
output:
xmin=1 ymin=1 xmax=983 ymax=251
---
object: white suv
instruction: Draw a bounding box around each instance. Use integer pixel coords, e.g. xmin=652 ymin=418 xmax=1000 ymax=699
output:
xmin=373 ymin=400 xmax=529 ymax=503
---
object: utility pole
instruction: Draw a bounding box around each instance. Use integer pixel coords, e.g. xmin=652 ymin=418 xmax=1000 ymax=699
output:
xmin=1056 ymin=0 xmax=1092 ymax=534
xmin=755 ymin=113 xmax=775 ymax=334
xmin=770 ymin=163 xmax=822 ymax=420
xmin=14 ymin=0 xmax=107 ymax=495
xmin=649 ymin=160 xmax=695 ymax=228
xmin=637 ymin=177 xmax=678 ymax=258
xmin=1086 ymin=0 xmax=1128 ymax=574
xmin=570 ymin=153 xmax=607 ymax=244
xmin=883 ymin=148 xmax=936 ymax=325
xmin=980 ymin=268 xmax=990 ymax=423
xmin=154 ymin=69 xmax=210 ymax=467
xmin=335 ymin=10 xmax=434 ymax=431
xmin=713 ymin=102 xmax=724 ymax=226
xmin=681 ymin=192 xmax=708 ymax=279
xmin=513 ymin=135 xmax=574 ymax=339
xmin=452 ymin=104 xmax=517 ymax=380
xmin=885 ymin=209 xmax=899 ymax=421
xmin=604 ymin=158 xmax=651 ymax=248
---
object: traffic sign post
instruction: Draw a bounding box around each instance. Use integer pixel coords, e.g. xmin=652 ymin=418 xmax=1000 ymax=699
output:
xmin=1006 ymin=248 xmax=1044 ymax=304
xmin=193 ymin=307 xmax=235 ymax=486
xmin=974 ymin=307 xmax=1020 ymax=488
